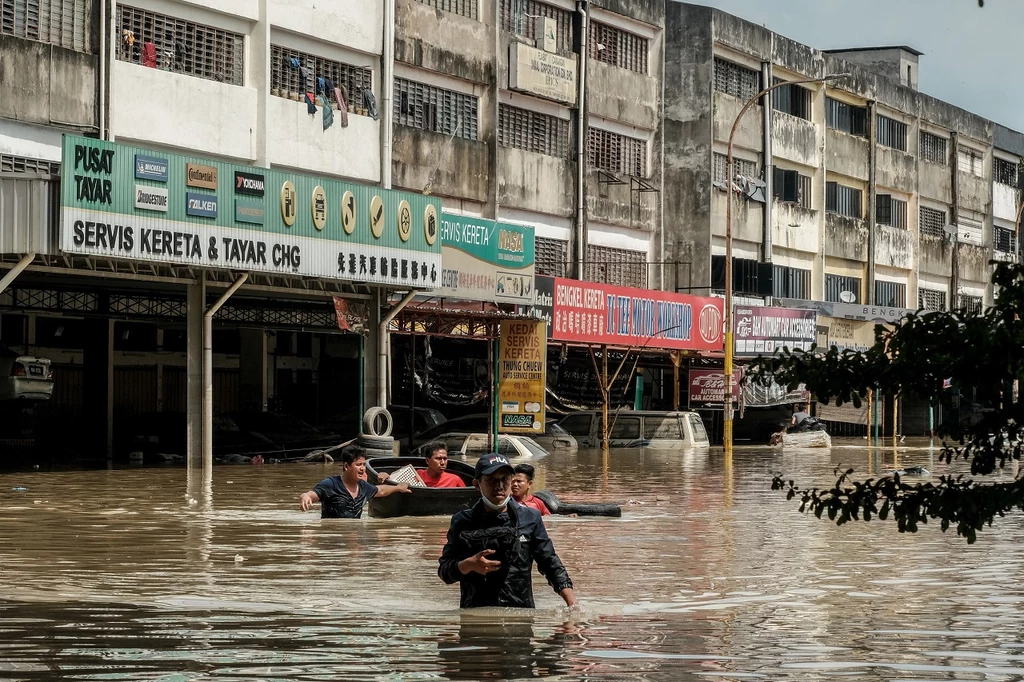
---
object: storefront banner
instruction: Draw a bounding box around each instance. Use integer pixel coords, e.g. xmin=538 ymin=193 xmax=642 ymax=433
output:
xmin=532 ymin=275 xmax=555 ymax=335
xmin=548 ymin=278 xmax=723 ymax=351
xmin=821 ymin=316 xmax=878 ymax=352
xmin=440 ymin=214 xmax=535 ymax=304
xmin=497 ymin=320 xmax=547 ymax=434
xmin=688 ymin=369 xmax=741 ymax=406
xmin=60 ymin=135 xmax=442 ymax=287
xmin=774 ymin=297 xmax=913 ymax=324
xmin=734 ymin=306 xmax=816 ymax=356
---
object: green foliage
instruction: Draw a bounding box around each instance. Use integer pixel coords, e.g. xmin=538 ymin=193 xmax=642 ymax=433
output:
xmin=748 ymin=262 xmax=1024 ymax=543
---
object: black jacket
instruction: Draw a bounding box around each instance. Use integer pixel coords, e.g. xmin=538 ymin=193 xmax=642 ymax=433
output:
xmin=438 ymin=499 xmax=573 ymax=608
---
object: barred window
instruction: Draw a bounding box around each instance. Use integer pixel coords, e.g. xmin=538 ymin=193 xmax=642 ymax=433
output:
xmin=771 ymin=79 xmax=810 ymax=120
xmin=826 ymin=181 xmax=862 ymax=219
xmin=589 ymin=21 xmax=648 ymax=74
xmin=415 ymin=0 xmax=477 ymax=20
xmin=957 ymin=145 xmax=984 ymax=178
xmin=918 ymin=288 xmax=946 ymax=311
xmin=116 ymin=5 xmax=244 ymax=85
xmin=919 ymin=131 xmax=948 ymax=165
xmin=713 ymin=153 xmax=757 ymax=185
xmin=994 ymin=226 xmax=1017 ymax=253
xmin=772 ymin=265 xmax=810 ymax=299
xmin=958 ymin=294 xmax=983 ymax=314
xmin=394 ymin=77 xmax=479 ymax=140
xmin=994 ymin=157 xmax=1020 ymax=187
xmin=498 ymin=104 xmax=570 ymax=158
xmin=825 ymin=97 xmax=868 ymax=137
xmin=499 ymin=0 xmax=573 ymax=53
xmin=585 ymin=244 xmax=646 ymax=288
xmin=772 ymin=167 xmax=812 ymax=209
xmin=876 ymin=194 xmax=908 ymax=229
xmin=536 ymin=236 xmax=567 ymax=277
xmin=919 ymin=206 xmax=947 ymax=238
xmin=825 ymin=274 xmax=861 ymax=303
xmin=876 ymin=115 xmax=908 ymax=152
xmin=587 ymin=128 xmax=646 ymax=177
xmin=0 ymin=154 xmax=60 ymax=175
xmin=875 ymin=281 xmax=906 ymax=308
xmin=713 ymin=57 xmax=759 ymax=101
xmin=270 ymin=45 xmax=372 ymax=113
xmin=1 ymin=0 xmax=87 ymax=51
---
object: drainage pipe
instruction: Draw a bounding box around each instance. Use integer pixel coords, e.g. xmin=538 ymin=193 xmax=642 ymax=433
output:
xmin=378 ymin=289 xmax=418 ymax=408
xmin=0 ymin=253 xmax=35 ymax=295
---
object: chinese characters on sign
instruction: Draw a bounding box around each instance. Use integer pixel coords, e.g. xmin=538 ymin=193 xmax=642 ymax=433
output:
xmin=497 ymin=320 xmax=547 ymax=434
xmin=440 ymin=214 xmax=535 ymax=304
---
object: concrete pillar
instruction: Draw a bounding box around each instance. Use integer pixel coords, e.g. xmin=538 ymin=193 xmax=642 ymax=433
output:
xmin=239 ymin=328 xmax=268 ymax=412
xmin=83 ymin=314 xmax=114 ymax=459
xmin=251 ymin=0 xmax=270 ymax=168
xmin=186 ymin=274 xmax=206 ymax=467
xmin=362 ymin=291 xmax=382 ymax=414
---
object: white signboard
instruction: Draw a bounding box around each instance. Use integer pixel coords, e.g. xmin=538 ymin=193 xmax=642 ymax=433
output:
xmin=509 ymin=42 xmax=577 ymax=105
xmin=957 ymin=219 xmax=984 ymax=246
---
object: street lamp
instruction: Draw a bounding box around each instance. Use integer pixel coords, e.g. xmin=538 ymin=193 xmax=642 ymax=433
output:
xmin=723 ymin=73 xmax=849 ymax=453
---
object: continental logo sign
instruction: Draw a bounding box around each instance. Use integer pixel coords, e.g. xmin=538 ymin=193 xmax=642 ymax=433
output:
xmin=186 ymin=163 xmax=218 ymax=189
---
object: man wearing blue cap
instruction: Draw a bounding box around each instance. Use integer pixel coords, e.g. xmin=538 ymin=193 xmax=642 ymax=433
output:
xmin=438 ymin=453 xmax=578 ymax=609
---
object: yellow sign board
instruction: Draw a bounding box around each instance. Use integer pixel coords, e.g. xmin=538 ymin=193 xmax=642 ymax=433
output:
xmin=497 ymin=320 xmax=547 ymax=434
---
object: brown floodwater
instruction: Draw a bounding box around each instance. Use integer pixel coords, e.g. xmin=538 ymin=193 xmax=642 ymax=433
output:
xmin=1 ymin=442 xmax=1022 ymax=681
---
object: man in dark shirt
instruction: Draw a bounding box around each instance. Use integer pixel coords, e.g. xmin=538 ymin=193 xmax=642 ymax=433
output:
xmin=438 ymin=454 xmax=577 ymax=609
xmin=299 ymin=446 xmax=410 ymax=519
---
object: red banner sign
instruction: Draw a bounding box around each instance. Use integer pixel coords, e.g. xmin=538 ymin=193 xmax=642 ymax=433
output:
xmin=688 ymin=369 xmax=742 ymax=406
xmin=550 ymin=278 xmax=723 ymax=351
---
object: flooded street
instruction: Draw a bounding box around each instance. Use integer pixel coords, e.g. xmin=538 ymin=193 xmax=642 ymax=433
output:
xmin=1 ymin=443 xmax=1023 ymax=681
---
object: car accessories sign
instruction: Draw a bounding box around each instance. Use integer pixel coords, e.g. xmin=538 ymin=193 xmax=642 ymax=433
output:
xmin=60 ymin=135 xmax=442 ymax=287
xmin=733 ymin=306 xmax=816 ymax=356
xmin=688 ymin=369 xmax=741 ymax=407
xmin=497 ymin=320 xmax=546 ymax=434
xmin=440 ymin=214 xmax=535 ymax=304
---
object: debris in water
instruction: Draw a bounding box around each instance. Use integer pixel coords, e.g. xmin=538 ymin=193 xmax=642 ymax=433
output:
xmin=11 ymin=487 xmax=28 ymax=492
xmin=234 ymin=554 xmax=245 ymax=562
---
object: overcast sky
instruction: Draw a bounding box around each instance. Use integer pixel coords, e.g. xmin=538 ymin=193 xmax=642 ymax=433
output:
xmin=690 ymin=0 xmax=1024 ymax=132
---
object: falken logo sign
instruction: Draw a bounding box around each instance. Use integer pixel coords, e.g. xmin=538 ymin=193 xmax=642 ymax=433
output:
xmin=186 ymin=192 xmax=218 ymax=218
xmin=134 ymin=154 xmax=168 ymax=182
xmin=234 ymin=171 xmax=265 ymax=197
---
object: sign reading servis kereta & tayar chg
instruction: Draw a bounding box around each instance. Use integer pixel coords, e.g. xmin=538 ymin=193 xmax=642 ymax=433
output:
xmin=59 ymin=135 xmax=442 ymax=287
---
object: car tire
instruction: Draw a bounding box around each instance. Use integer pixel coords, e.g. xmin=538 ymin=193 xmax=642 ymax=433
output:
xmin=362 ymin=407 xmax=393 ymax=437
xmin=357 ymin=433 xmax=395 ymax=452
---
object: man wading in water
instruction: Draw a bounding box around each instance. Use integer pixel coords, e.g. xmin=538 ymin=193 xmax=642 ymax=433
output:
xmin=298 ymin=446 xmax=411 ymax=518
xmin=438 ymin=454 xmax=578 ymax=609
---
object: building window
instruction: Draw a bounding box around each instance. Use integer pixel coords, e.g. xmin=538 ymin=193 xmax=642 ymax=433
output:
xmin=713 ymin=57 xmax=759 ymax=101
xmin=995 ymin=157 xmax=1021 ymax=187
xmin=958 ymin=294 xmax=983 ymax=314
xmin=772 ymin=167 xmax=812 ymax=209
xmin=825 ymin=97 xmax=868 ymax=137
xmin=919 ymin=206 xmax=947 ymax=238
xmin=587 ymin=128 xmax=646 ymax=177
xmin=957 ymin=145 xmax=984 ymax=178
xmin=876 ymin=115 xmax=908 ymax=152
xmin=876 ymin=195 xmax=908 ymax=229
xmin=394 ymin=77 xmax=479 ymax=140
xmin=875 ymin=281 xmax=907 ymax=308
xmin=826 ymin=181 xmax=862 ymax=218
xmin=589 ymin=21 xmax=648 ymax=74
xmin=918 ymin=288 xmax=946 ymax=311
xmin=711 ymin=256 xmax=773 ymax=296
xmin=919 ymin=131 xmax=948 ymax=165
xmin=713 ymin=153 xmax=757 ymax=185
xmin=825 ymin=274 xmax=861 ymax=303
xmin=535 ymin=237 xmax=567 ymax=277
xmin=771 ymin=79 xmax=810 ymax=120
xmin=2 ymin=0 xmax=87 ymax=51
xmin=585 ymin=244 xmax=646 ymax=288
xmin=0 ymin=154 xmax=60 ymax=175
xmin=499 ymin=0 xmax=573 ymax=53
xmin=270 ymin=45 xmax=372 ymax=113
xmin=994 ymin=226 xmax=1017 ymax=253
xmin=415 ymin=0 xmax=477 ymax=20
xmin=498 ymin=104 xmax=570 ymax=158
xmin=772 ymin=265 xmax=810 ymax=299
xmin=115 ymin=5 xmax=244 ymax=85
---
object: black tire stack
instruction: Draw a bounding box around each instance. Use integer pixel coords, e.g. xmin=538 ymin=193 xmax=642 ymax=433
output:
xmin=357 ymin=407 xmax=395 ymax=457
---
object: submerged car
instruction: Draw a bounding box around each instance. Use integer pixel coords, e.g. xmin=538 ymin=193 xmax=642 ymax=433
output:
xmin=555 ymin=410 xmax=710 ymax=449
xmin=413 ymin=432 xmax=549 ymax=460
xmin=410 ymin=414 xmax=577 ymax=452
xmin=0 ymin=345 xmax=53 ymax=401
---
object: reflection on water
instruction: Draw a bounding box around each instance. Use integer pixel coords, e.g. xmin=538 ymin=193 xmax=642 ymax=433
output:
xmin=1 ymin=441 xmax=1022 ymax=680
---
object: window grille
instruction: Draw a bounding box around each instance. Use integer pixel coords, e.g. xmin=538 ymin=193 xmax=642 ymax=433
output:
xmin=1 ymin=0 xmax=87 ymax=51
xmin=713 ymin=153 xmax=756 ymax=185
xmin=994 ymin=226 xmax=1017 ymax=253
xmin=825 ymin=97 xmax=868 ymax=137
xmin=498 ymin=104 xmax=570 ymax=158
xmin=0 ymin=154 xmax=60 ymax=175
xmin=919 ymin=206 xmax=947 ymax=238
xmin=772 ymin=264 xmax=810 ymax=299
xmin=919 ymin=131 xmax=948 ymax=165
xmin=772 ymin=166 xmax=812 ymax=209
xmin=771 ymin=79 xmax=810 ymax=120
xmin=713 ymin=57 xmax=759 ymax=101
xmin=535 ymin=237 xmax=567 ymax=277
xmin=587 ymin=128 xmax=646 ymax=177
xmin=499 ymin=0 xmax=573 ymax=53
xmin=957 ymin=145 xmax=984 ymax=178
xmin=116 ymin=5 xmax=244 ymax=85
xmin=394 ymin=77 xmax=479 ymax=140
xmin=958 ymin=294 xmax=983 ymax=314
xmin=270 ymin=45 xmax=372 ymax=112
xmin=875 ymin=281 xmax=906 ymax=308
xmin=876 ymin=195 xmax=908 ymax=229
xmin=876 ymin=115 xmax=908 ymax=152
xmin=415 ymin=0 xmax=477 ymax=20
xmin=994 ymin=157 xmax=1020 ymax=187
xmin=589 ymin=21 xmax=648 ymax=74
xmin=585 ymin=244 xmax=646 ymax=288
xmin=825 ymin=274 xmax=861 ymax=303
xmin=826 ymin=181 xmax=862 ymax=218
xmin=918 ymin=288 xmax=946 ymax=311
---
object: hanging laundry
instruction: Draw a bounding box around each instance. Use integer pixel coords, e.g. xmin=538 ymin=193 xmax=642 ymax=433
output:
xmin=305 ymin=92 xmax=317 ymax=116
xmin=142 ymin=42 xmax=157 ymax=68
xmin=363 ymin=88 xmax=379 ymax=121
xmin=299 ymin=66 xmax=313 ymax=93
xmin=289 ymin=56 xmax=301 ymax=69
xmin=320 ymin=94 xmax=334 ymax=131
xmin=334 ymin=87 xmax=349 ymax=128
xmin=317 ymin=77 xmax=326 ymax=95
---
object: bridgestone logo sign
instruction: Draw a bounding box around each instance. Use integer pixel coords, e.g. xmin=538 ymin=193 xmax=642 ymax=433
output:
xmin=134 ymin=185 xmax=168 ymax=212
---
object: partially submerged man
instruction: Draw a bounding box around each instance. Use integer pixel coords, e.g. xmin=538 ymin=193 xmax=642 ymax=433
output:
xmin=299 ymin=446 xmax=410 ymax=519
xmin=417 ymin=441 xmax=467 ymax=488
xmin=511 ymin=463 xmax=550 ymax=516
xmin=438 ymin=454 xmax=577 ymax=609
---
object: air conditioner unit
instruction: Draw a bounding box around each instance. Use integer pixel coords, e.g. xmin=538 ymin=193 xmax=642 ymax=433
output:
xmin=535 ymin=16 xmax=556 ymax=53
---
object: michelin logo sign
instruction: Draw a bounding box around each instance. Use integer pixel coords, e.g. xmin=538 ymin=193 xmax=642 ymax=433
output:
xmin=134 ymin=154 xmax=168 ymax=182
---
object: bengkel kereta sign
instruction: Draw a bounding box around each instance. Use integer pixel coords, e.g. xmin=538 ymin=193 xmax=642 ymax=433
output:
xmin=548 ymin=278 xmax=723 ymax=352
